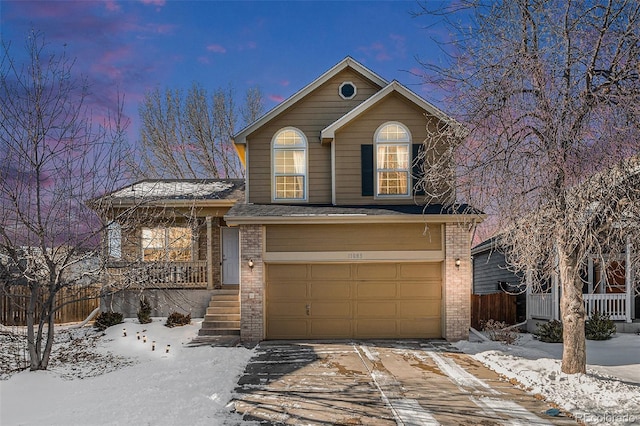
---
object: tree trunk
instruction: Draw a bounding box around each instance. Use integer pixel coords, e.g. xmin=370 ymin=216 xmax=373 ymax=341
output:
xmin=558 ymin=245 xmax=587 ymax=374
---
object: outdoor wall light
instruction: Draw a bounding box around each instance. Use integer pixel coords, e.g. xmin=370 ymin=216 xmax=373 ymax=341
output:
xmin=455 ymin=258 xmax=461 ymax=268
xmin=248 ymin=259 xmax=254 ymax=269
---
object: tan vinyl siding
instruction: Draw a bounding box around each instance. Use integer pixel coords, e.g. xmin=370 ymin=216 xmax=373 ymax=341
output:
xmin=334 ymin=93 xmax=452 ymax=205
xmin=247 ymin=69 xmax=383 ymax=204
xmin=266 ymin=223 xmax=442 ymax=252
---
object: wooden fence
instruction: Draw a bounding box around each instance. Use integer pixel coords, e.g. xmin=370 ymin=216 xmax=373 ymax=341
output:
xmin=1 ymin=284 xmax=100 ymax=326
xmin=471 ymin=292 xmax=517 ymax=330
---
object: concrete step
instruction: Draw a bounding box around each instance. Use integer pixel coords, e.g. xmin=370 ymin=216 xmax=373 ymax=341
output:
xmin=201 ymin=320 xmax=241 ymax=329
xmin=204 ymin=313 xmax=240 ymax=322
xmin=198 ymin=327 xmax=241 ymax=336
xmin=206 ymin=306 xmax=240 ymax=314
xmin=208 ymin=299 xmax=239 ymax=308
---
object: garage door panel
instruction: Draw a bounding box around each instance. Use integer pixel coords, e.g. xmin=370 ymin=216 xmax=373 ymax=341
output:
xmin=310 ymin=282 xmax=351 ymax=299
xmin=400 ymin=300 xmax=441 ymax=317
xmin=356 ymin=282 xmax=397 ymax=298
xmin=400 ymin=263 xmax=441 ymax=279
xmin=268 ymin=264 xmax=308 ymax=279
xmin=267 ymin=320 xmax=308 ymax=339
xmin=356 ymin=301 xmax=397 ymax=317
xmin=355 ymin=319 xmax=398 ymax=337
xmin=310 ymin=264 xmax=351 ymax=279
xmin=310 ymin=320 xmax=351 ymax=338
xmin=311 ymin=302 xmax=351 ymax=317
xmin=400 ymin=282 xmax=440 ymax=298
xmin=400 ymin=319 xmax=441 ymax=337
xmin=356 ymin=264 xmax=397 ymax=279
xmin=268 ymin=302 xmax=308 ymax=317
xmin=268 ymin=282 xmax=308 ymax=299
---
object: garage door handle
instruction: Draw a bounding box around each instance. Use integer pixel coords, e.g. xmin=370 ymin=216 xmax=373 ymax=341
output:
xmin=306 ymin=304 xmax=310 ymax=316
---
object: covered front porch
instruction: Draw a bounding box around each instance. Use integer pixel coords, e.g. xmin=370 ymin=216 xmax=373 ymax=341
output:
xmin=526 ymin=247 xmax=638 ymax=331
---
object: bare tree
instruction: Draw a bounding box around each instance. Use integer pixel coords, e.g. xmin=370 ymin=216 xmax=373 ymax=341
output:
xmin=0 ymin=30 xmax=133 ymax=370
xmin=416 ymin=0 xmax=640 ymax=373
xmin=136 ymin=83 xmax=264 ymax=179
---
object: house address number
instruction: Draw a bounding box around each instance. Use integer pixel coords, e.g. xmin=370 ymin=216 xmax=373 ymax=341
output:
xmin=347 ymin=252 xmax=364 ymax=259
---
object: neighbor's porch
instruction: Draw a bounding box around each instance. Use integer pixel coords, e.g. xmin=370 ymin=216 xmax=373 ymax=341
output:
xmin=527 ymin=247 xmax=638 ymax=325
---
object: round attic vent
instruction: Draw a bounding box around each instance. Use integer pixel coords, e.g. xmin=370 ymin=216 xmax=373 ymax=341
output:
xmin=339 ymin=81 xmax=356 ymax=99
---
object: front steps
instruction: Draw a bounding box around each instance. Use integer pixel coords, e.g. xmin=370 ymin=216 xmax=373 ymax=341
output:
xmin=198 ymin=288 xmax=240 ymax=336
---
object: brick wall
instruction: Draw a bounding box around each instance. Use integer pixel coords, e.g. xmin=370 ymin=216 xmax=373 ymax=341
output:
xmin=239 ymin=224 xmax=264 ymax=342
xmin=444 ymin=222 xmax=472 ymax=341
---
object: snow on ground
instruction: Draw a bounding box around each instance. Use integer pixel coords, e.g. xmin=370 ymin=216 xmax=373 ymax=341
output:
xmin=0 ymin=319 xmax=254 ymax=426
xmin=1 ymin=320 xmax=639 ymax=426
xmin=455 ymin=332 xmax=640 ymax=426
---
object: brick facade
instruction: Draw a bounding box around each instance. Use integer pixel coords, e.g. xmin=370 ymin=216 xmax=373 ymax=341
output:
xmin=239 ymin=224 xmax=264 ymax=342
xmin=444 ymin=222 xmax=473 ymax=341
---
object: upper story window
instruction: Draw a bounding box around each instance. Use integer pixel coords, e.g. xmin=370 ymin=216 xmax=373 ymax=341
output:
xmin=142 ymin=226 xmax=192 ymax=261
xmin=272 ymin=128 xmax=307 ymax=201
xmin=375 ymin=122 xmax=411 ymax=197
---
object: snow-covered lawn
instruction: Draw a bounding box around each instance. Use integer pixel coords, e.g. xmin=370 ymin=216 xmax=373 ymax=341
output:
xmin=0 ymin=319 xmax=254 ymax=425
xmin=455 ymin=332 xmax=640 ymax=426
xmin=0 ymin=319 xmax=638 ymax=426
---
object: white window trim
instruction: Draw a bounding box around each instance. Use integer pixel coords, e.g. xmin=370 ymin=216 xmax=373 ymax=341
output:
xmin=271 ymin=127 xmax=309 ymax=203
xmin=374 ymin=121 xmax=412 ymax=199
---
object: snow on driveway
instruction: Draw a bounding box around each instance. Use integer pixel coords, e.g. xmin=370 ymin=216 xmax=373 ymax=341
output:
xmin=456 ymin=333 xmax=640 ymax=426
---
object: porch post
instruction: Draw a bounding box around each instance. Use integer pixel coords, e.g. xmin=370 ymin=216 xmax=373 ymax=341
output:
xmin=587 ymin=257 xmax=594 ymax=294
xmin=625 ymin=236 xmax=632 ymax=323
xmin=552 ymin=271 xmax=560 ymax=321
xmin=525 ymin=269 xmax=532 ymax=320
xmin=206 ymin=216 xmax=214 ymax=290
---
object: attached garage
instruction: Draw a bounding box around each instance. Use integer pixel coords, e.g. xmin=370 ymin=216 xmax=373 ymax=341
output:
xmin=265 ymin=261 xmax=442 ymax=339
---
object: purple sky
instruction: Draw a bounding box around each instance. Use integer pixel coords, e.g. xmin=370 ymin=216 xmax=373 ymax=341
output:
xmin=1 ymin=0 xmax=450 ymax=141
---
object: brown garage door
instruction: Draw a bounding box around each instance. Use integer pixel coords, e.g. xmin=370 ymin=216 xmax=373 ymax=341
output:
xmin=266 ymin=262 xmax=442 ymax=339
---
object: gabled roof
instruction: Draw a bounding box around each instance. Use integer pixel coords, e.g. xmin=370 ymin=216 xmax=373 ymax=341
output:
xmin=233 ymin=56 xmax=388 ymax=145
xmin=320 ymin=80 xmax=458 ymax=143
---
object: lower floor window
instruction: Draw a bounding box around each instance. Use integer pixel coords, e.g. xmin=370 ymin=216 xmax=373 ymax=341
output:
xmin=142 ymin=227 xmax=192 ymax=261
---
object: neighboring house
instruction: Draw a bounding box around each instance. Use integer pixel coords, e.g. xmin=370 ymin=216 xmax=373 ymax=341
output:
xmin=225 ymin=57 xmax=482 ymax=342
xmin=97 ymin=179 xmax=245 ymax=320
xmin=471 ymin=237 xmax=526 ymax=324
xmin=472 ymin=235 xmax=639 ymax=332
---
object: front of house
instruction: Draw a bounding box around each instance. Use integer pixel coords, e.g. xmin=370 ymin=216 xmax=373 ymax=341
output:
xmin=99 ymin=57 xmax=482 ymax=341
xmin=226 ymin=57 xmax=481 ymax=342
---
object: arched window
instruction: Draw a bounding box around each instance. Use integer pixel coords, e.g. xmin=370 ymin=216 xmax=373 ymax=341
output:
xmin=272 ymin=128 xmax=307 ymax=201
xmin=375 ymin=122 xmax=411 ymax=197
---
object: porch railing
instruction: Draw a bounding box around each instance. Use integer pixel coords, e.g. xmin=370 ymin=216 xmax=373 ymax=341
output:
xmin=107 ymin=260 xmax=208 ymax=289
xmin=528 ymin=293 xmax=554 ymax=320
xmin=583 ymin=293 xmax=627 ymax=321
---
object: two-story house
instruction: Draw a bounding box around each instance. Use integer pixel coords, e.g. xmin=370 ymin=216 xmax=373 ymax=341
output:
xmin=97 ymin=57 xmax=482 ymax=342
xmin=226 ymin=57 xmax=481 ymax=342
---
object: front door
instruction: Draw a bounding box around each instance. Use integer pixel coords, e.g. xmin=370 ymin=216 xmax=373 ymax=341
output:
xmin=222 ymin=227 xmax=239 ymax=285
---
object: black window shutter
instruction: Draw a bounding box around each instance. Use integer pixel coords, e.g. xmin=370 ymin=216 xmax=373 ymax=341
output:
xmin=361 ymin=144 xmax=374 ymax=196
xmin=412 ymin=144 xmax=425 ymax=196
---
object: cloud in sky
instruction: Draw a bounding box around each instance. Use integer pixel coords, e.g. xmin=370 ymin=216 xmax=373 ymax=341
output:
xmin=268 ymin=94 xmax=285 ymax=103
xmin=206 ymin=44 xmax=227 ymax=54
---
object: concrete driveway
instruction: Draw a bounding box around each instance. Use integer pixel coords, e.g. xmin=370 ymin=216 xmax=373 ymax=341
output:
xmin=232 ymin=340 xmax=577 ymax=425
